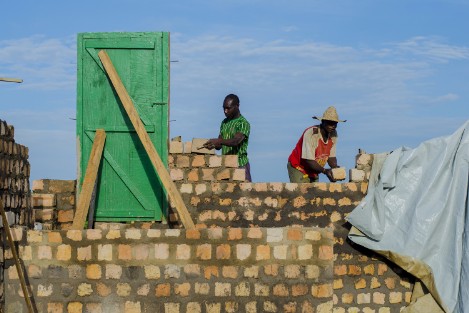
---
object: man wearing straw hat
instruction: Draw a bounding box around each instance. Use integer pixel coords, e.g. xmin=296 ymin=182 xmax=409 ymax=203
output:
xmin=287 ymin=106 xmax=346 ymax=183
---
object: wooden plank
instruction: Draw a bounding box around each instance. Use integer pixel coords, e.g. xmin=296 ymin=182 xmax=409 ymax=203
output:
xmin=0 ymin=200 xmax=35 ymax=313
xmin=0 ymin=77 xmax=23 ymax=83
xmin=87 ymin=180 xmax=98 ymax=229
xmin=72 ymin=129 xmax=106 ymax=229
xmin=98 ymin=50 xmax=195 ymax=229
xmin=85 ymin=39 xmax=155 ymax=49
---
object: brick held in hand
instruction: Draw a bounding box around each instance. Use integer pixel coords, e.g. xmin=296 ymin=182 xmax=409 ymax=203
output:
xmin=331 ymin=167 xmax=346 ymax=181
xmin=191 ymin=138 xmax=215 ymax=155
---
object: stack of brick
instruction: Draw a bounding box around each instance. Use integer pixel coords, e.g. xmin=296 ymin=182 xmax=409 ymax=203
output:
xmin=32 ymin=180 xmax=76 ymax=230
xmin=349 ymin=150 xmax=374 ymax=182
xmin=4 ymin=227 xmax=334 ymax=313
xmin=169 ymin=138 xmax=247 ymax=183
xmin=0 ymin=119 xmax=31 ymax=227
xmin=0 ymin=119 xmax=32 ymax=309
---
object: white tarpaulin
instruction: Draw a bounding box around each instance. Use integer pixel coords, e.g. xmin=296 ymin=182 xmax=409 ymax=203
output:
xmin=347 ymin=120 xmax=469 ymax=313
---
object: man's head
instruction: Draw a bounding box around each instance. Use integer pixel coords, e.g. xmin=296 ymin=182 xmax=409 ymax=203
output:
xmin=321 ymin=119 xmax=338 ymax=134
xmin=223 ymin=94 xmax=240 ymax=119
xmin=313 ymin=106 xmax=346 ymax=123
xmin=313 ymin=106 xmax=345 ymax=136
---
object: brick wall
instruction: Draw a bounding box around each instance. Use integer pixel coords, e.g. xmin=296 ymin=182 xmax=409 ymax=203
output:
xmin=168 ymin=181 xmax=414 ymax=312
xmin=169 ymin=182 xmax=366 ymax=228
xmin=29 ymin=180 xmax=414 ymax=312
xmin=4 ymin=130 xmax=412 ymax=312
xmin=3 ymin=227 xmax=333 ymax=313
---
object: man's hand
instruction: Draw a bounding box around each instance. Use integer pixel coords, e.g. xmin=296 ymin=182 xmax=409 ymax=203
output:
xmin=202 ymin=138 xmax=222 ymax=150
xmin=324 ymin=168 xmax=336 ymax=182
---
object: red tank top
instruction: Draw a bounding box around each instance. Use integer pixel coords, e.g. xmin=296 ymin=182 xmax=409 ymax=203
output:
xmin=288 ymin=126 xmax=334 ymax=178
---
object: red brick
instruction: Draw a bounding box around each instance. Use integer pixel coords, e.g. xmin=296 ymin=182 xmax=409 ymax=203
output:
xmin=187 ymin=169 xmax=199 ymax=182
xmin=216 ymin=244 xmax=231 ymax=259
xmin=219 ymin=198 xmax=232 ymax=206
xmin=318 ymin=245 xmax=333 ymax=260
xmin=97 ymin=283 xmax=112 ymax=297
xmin=47 ymin=303 xmax=63 ymax=313
xmin=293 ymin=196 xmax=307 ymax=208
xmin=170 ymin=168 xmax=183 ymax=181
xmin=334 ymin=265 xmax=347 ymax=276
xmin=273 ymin=284 xmax=289 ymax=297
xmin=348 ymin=265 xmax=362 ymax=276
xmin=378 ymin=264 xmax=388 ymax=275
xmin=204 ymin=266 xmax=219 ymax=279
xmin=57 ymin=210 xmax=74 ymax=223
xmin=192 ymin=155 xmax=206 ymax=167
xmin=287 ymin=228 xmax=303 ymax=241
xmin=216 ymin=169 xmax=231 ymax=180
xmin=224 ymin=155 xmax=238 ymax=167
xmin=264 ymin=264 xmax=279 ymax=276
xmin=175 ymin=283 xmax=191 ymax=297
xmin=228 ymin=228 xmax=242 ymax=240
xmin=47 ymin=232 xmax=62 ymax=243
xmin=385 ymin=277 xmax=396 ymax=289
xmin=202 ymin=168 xmax=215 ymax=181
xmin=222 ymin=266 xmax=238 ymax=279
xmin=155 ymin=283 xmax=170 ymax=297
xmin=256 ymin=245 xmax=270 ymax=260
xmin=176 ymin=155 xmax=190 ymax=168
xmin=118 ymin=244 xmax=132 ymax=260
xmin=186 ymin=229 xmax=201 ymax=239
xmin=232 ymin=168 xmax=246 ymax=181
xmin=208 ymin=155 xmax=222 ymax=167
xmin=196 ymin=244 xmax=212 ymax=260
xmin=312 ymin=283 xmax=333 ymax=298
xmin=355 ymin=278 xmax=367 ymax=289
xmin=292 ymin=284 xmax=308 ymax=296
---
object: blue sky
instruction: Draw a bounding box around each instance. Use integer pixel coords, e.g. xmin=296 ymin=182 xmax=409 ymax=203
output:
xmin=1 ymin=0 xmax=469 ymax=183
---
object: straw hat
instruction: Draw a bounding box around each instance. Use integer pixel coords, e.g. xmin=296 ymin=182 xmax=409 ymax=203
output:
xmin=313 ymin=106 xmax=346 ymax=122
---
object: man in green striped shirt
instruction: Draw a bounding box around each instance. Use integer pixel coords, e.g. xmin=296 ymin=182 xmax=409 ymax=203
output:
xmin=202 ymin=94 xmax=251 ymax=181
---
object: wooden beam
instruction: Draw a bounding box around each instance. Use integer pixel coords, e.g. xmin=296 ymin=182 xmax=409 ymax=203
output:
xmin=0 ymin=200 xmax=34 ymax=313
xmin=72 ymin=129 xmax=106 ymax=230
xmin=0 ymin=77 xmax=23 ymax=83
xmin=98 ymin=50 xmax=195 ymax=229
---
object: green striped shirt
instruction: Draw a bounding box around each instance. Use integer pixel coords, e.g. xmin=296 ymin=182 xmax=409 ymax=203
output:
xmin=220 ymin=115 xmax=250 ymax=166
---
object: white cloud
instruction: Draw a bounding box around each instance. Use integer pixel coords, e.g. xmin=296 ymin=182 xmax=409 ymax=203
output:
xmin=281 ymin=26 xmax=299 ymax=33
xmin=393 ymin=36 xmax=469 ymax=62
xmin=431 ymin=93 xmax=460 ymax=102
xmin=170 ymin=34 xmax=434 ymax=114
xmin=2 ymin=33 xmax=469 ymax=183
xmin=0 ymin=35 xmax=76 ymax=90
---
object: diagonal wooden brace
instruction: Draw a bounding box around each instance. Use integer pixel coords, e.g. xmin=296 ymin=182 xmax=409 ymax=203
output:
xmin=72 ymin=129 xmax=106 ymax=230
xmin=98 ymin=50 xmax=195 ymax=229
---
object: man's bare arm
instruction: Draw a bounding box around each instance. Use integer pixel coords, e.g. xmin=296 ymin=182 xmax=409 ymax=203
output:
xmin=202 ymin=133 xmax=245 ymax=150
xmin=302 ymin=158 xmax=336 ymax=182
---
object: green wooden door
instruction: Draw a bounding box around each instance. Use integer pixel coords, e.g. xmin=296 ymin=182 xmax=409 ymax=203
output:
xmin=77 ymin=32 xmax=169 ymax=221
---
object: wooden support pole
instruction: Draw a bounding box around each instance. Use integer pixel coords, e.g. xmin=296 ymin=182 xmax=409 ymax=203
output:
xmin=0 ymin=200 xmax=34 ymax=313
xmin=98 ymin=50 xmax=195 ymax=229
xmin=72 ymin=129 xmax=106 ymax=230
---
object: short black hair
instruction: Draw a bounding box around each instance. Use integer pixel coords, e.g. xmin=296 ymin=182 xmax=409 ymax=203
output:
xmin=224 ymin=94 xmax=240 ymax=106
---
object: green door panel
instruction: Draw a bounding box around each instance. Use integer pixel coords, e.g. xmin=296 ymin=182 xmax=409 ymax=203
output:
xmin=77 ymin=32 xmax=169 ymax=222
